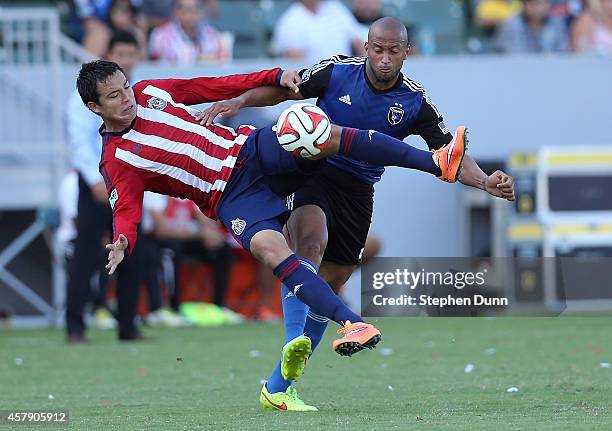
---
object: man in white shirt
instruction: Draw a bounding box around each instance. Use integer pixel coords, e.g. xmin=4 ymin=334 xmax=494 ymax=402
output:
xmin=65 ymin=30 xmax=143 ymax=342
xmin=271 ymin=0 xmax=365 ymax=64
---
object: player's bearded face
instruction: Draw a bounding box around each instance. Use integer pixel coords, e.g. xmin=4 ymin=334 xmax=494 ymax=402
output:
xmin=366 ymin=38 xmax=408 ymax=83
xmin=90 ymin=70 xmax=136 ymax=128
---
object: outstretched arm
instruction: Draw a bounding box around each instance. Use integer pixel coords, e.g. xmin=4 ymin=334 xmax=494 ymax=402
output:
xmin=291 ymin=122 xmax=514 ymax=200
xmin=135 ymin=68 xmax=300 ymax=106
xmin=409 ymin=100 xmax=515 ymax=200
xmin=100 ymin=161 xmax=145 ymax=274
xmin=458 ymin=155 xmax=515 ymax=201
xmin=196 ymin=85 xmax=304 ymax=125
xmin=196 ymin=59 xmax=335 ymax=125
xmin=106 ymin=234 xmax=128 ymax=276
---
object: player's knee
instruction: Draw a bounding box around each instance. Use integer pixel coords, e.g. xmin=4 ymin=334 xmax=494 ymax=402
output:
xmin=295 ymin=235 xmax=327 ymax=262
xmin=249 ymin=230 xmax=292 ymax=270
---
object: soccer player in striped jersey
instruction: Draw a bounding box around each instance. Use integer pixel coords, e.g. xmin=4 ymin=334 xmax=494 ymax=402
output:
xmin=76 ymin=59 xmax=466 ymax=409
xmin=198 ymin=17 xmax=515 ymax=411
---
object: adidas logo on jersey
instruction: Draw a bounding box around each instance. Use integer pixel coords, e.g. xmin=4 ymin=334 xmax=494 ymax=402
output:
xmin=339 ymin=94 xmax=351 ymax=105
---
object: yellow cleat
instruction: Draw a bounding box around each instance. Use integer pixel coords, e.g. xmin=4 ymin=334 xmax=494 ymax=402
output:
xmin=260 ymin=384 xmax=318 ymax=412
xmin=281 ymin=335 xmax=312 ymax=381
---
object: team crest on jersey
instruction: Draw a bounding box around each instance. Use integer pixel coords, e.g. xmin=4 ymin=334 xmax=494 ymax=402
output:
xmin=388 ymin=103 xmax=404 ymax=125
xmin=231 ymin=218 xmax=247 ymax=236
xmin=109 ymin=189 xmax=118 ymax=209
xmin=147 ymin=97 xmax=167 ymax=111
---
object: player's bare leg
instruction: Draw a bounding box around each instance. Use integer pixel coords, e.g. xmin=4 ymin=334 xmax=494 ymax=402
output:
xmin=286 ymin=212 xmax=381 ymax=355
xmin=286 ymin=205 xmax=328 ymax=268
xmin=318 ymin=262 xmax=356 ymax=295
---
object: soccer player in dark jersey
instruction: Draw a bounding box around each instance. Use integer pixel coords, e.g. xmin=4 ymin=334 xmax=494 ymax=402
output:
xmin=76 ymin=59 xmax=467 ymax=407
xmin=197 ymin=17 xmax=515 ymax=411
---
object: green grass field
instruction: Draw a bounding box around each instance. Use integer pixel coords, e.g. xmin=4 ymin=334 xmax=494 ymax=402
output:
xmin=1 ymin=317 xmax=611 ymax=430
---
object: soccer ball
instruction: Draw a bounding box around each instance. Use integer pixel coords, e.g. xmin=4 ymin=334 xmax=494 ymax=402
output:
xmin=275 ymin=103 xmax=331 ymax=159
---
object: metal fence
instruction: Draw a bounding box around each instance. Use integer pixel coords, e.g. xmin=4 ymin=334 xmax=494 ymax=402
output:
xmin=0 ymin=7 xmax=90 ymax=325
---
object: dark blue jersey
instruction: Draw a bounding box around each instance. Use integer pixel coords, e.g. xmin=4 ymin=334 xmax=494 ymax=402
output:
xmin=298 ymin=55 xmax=453 ymax=184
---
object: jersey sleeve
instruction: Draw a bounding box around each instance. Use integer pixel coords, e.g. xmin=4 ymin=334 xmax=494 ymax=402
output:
xmin=133 ymin=68 xmax=283 ymax=105
xmin=297 ymin=59 xmax=335 ymax=99
xmin=100 ymin=160 xmax=145 ymax=255
xmin=408 ymin=96 xmax=453 ymax=150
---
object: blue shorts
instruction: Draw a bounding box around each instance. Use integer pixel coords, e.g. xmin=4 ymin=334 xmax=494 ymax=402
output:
xmin=216 ymin=126 xmax=322 ymax=251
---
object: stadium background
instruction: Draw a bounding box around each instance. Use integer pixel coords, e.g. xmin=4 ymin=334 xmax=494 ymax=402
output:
xmin=0 ymin=1 xmax=611 ymax=428
xmin=2 ymin=0 xmax=611 ymax=322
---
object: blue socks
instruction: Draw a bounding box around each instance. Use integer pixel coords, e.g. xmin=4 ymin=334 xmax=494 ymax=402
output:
xmin=339 ymin=128 xmax=442 ymax=176
xmin=266 ymin=284 xmax=308 ymax=394
xmin=280 ymin=283 xmax=309 ymax=343
xmin=304 ymin=310 xmax=329 ymax=352
xmin=266 ymin=361 xmax=289 ymax=394
xmin=273 ymin=255 xmax=362 ymax=325
xmin=266 ymin=310 xmax=330 ymax=394
xmin=267 ymin=257 xmax=315 ymax=394
xmin=267 ymin=256 xmax=350 ymax=394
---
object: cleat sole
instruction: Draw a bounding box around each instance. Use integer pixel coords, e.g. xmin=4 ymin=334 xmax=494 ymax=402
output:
xmin=334 ymin=334 xmax=382 ymax=357
xmin=455 ymin=127 xmax=469 ymax=182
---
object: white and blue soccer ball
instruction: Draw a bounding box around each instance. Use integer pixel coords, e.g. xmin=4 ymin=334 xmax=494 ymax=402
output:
xmin=275 ymin=103 xmax=331 ymax=159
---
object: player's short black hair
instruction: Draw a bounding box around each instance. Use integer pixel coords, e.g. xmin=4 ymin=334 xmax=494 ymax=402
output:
xmin=108 ymin=29 xmax=139 ymax=53
xmin=76 ymin=60 xmax=126 ymax=106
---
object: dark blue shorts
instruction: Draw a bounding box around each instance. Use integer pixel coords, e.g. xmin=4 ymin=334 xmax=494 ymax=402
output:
xmin=216 ymin=126 xmax=322 ymax=251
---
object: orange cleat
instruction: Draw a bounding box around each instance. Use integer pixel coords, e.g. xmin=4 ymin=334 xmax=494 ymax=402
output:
xmin=332 ymin=321 xmax=382 ymax=357
xmin=432 ymin=126 xmax=468 ymax=183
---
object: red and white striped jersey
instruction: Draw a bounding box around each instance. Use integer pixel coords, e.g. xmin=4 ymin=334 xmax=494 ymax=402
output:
xmin=99 ymin=68 xmax=282 ymax=251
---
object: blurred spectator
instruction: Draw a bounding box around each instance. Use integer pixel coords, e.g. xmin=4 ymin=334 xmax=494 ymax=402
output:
xmin=571 ymin=0 xmax=612 ymax=54
xmin=547 ymin=0 xmax=585 ymax=34
xmin=68 ymin=0 xmax=110 ymax=51
xmin=138 ymin=193 xmax=194 ymax=327
xmin=141 ymin=193 xmax=234 ymax=313
xmin=494 ymin=0 xmax=569 ymax=53
xmin=56 ymin=171 xmax=116 ymax=330
xmin=352 ymin=0 xmax=383 ymax=41
xmin=475 ymin=0 xmax=523 ymax=28
xmin=549 ymin=0 xmax=584 ymax=20
xmin=107 ymin=0 xmax=148 ymax=57
xmin=56 ymin=171 xmax=79 ymax=269
xmin=65 ymin=30 xmax=143 ymax=342
xmin=351 ymin=1 xmax=420 ymax=56
xmin=70 ymin=0 xmax=146 ymax=57
xmin=140 ymin=0 xmax=218 ymax=31
xmin=148 ymin=0 xmax=229 ymax=64
xmin=271 ymin=0 xmax=365 ymax=64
